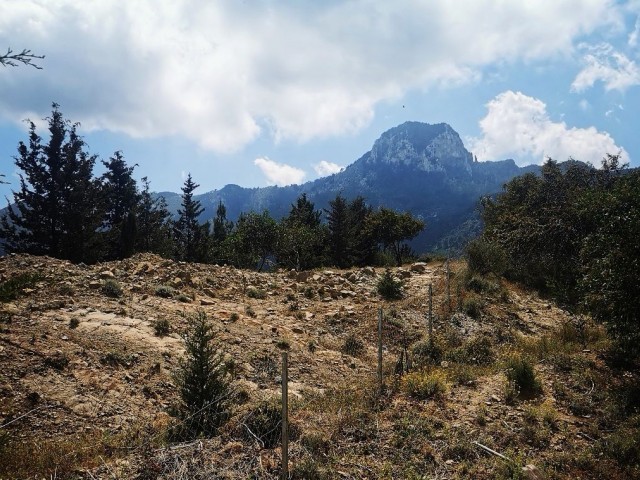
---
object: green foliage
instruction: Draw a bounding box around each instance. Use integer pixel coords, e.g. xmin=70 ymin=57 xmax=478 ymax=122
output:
xmin=136 ymin=177 xmax=174 ymax=257
xmin=0 ymin=273 xmax=40 ymax=302
xmin=465 ymin=237 xmax=507 ymax=277
xmin=377 ymin=269 xmax=404 ymax=300
xmin=154 ymin=285 xmax=176 ymax=298
xmin=580 ymin=170 xmax=640 ymax=359
xmin=341 ymin=334 xmax=365 ymax=357
xmin=461 ymin=295 xmax=483 ymax=318
xmin=226 ymin=210 xmax=277 ymax=271
xmin=0 ymin=104 xmax=104 ymax=264
xmin=402 ymin=370 xmax=447 ymax=400
xmin=366 ymin=207 xmax=425 ymax=266
xmin=101 ymin=279 xmax=123 ymax=298
xmin=153 ymin=318 xmax=170 ymax=337
xmin=446 ymin=336 xmax=495 ymax=365
xmin=173 ymin=311 xmax=233 ymax=439
xmin=411 ymin=339 xmax=444 ymax=367
xmin=246 ymin=287 xmax=267 ymax=299
xmin=101 ymin=151 xmax=140 ymax=260
xmin=173 ymin=173 xmax=209 ymax=263
xmin=505 ymin=354 xmax=541 ymax=397
xmin=243 ymin=400 xmax=284 ymax=448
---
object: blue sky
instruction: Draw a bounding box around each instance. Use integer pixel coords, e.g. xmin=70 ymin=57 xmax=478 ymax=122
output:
xmin=1 ymin=0 xmax=639 ymax=200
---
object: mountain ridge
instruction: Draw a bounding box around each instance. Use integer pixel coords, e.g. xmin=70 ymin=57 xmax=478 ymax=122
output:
xmin=160 ymin=121 xmax=539 ymax=252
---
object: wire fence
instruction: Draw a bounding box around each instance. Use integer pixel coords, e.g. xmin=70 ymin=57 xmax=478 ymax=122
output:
xmin=1 ymin=262 xmax=460 ymax=478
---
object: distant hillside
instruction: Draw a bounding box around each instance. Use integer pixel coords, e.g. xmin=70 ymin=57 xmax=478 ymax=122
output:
xmin=160 ymin=122 xmax=539 ymax=253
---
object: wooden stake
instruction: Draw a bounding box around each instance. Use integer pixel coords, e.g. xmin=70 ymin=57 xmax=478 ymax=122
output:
xmin=377 ymin=308 xmax=383 ymax=394
xmin=446 ymin=259 xmax=451 ymax=312
xmin=428 ymin=284 xmax=433 ymax=347
xmin=281 ymin=352 xmax=289 ymax=480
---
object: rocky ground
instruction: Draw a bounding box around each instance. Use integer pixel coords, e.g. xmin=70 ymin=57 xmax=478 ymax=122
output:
xmin=0 ymin=253 xmax=636 ymax=479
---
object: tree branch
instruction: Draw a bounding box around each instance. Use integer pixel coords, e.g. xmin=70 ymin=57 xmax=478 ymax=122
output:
xmin=1 ymin=48 xmax=45 ymax=69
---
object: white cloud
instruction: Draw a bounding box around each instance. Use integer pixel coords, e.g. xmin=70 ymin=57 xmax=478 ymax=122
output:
xmin=313 ymin=160 xmax=343 ymax=176
xmin=254 ymin=157 xmax=306 ymax=186
xmin=469 ymin=91 xmax=628 ymax=166
xmin=571 ymin=43 xmax=640 ymax=92
xmin=0 ymin=1 xmax=623 ymax=151
xmin=579 ymin=99 xmax=591 ymax=111
xmin=629 ymin=17 xmax=640 ymax=47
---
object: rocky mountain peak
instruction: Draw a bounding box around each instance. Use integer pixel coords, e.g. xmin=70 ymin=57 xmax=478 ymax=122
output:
xmin=367 ymin=121 xmax=473 ymax=175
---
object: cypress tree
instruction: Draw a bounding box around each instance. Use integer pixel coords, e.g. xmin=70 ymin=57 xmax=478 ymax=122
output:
xmin=174 ymin=173 xmax=205 ymax=262
xmin=136 ymin=177 xmax=173 ymax=256
xmin=0 ymin=104 xmax=103 ymax=263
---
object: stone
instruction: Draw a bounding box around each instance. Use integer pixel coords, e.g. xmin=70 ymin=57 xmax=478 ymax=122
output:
xmin=522 ymin=464 xmax=541 ymax=480
xmin=99 ymin=270 xmax=115 ymax=279
xmin=200 ymin=298 xmax=215 ymax=306
xmin=410 ymin=262 xmax=428 ymax=273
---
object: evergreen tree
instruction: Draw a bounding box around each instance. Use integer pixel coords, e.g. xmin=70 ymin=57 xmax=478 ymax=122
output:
xmin=174 ymin=311 xmax=233 ymax=438
xmin=212 ymin=201 xmax=233 ymax=263
xmin=0 ymin=104 xmax=103 ymax=263
xmin=325 ymin=194 xmax=350 ymax=267
xmin=101 ymin=151 xmax=140 ymax=259
xmin=174 ymin=173 xmax=206 ymax=262
xmin=136 ymin=177 xmax=174 ymax=256
xmin=347 ymin=196 xmax=376 ymax=266
xmin=276 ymin=194 xmax=326 ymax=270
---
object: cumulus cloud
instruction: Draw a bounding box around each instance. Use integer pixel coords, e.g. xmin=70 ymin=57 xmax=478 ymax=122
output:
xmin=254 ymin=157 xmax=306 ymax=186
xmin=469 ymin=91 xmax=627 ymax=165
xmin=571 ymin=43 xmax=640 ymax=92
xmin=313 ymin=160 xmax=343 ymax=176
xmin=629 ymin=17 xmax=640 ymax=47
xmin=0 ymin=1 xmax=623 ymax=152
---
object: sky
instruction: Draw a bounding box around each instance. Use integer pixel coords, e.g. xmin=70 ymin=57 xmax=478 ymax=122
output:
xmin=1 ymin=0 xmax=639 ymax=199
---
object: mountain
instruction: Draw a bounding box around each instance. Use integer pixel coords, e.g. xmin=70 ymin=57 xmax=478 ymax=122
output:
xmin=161 ymin=121 xmax=538 ymax=253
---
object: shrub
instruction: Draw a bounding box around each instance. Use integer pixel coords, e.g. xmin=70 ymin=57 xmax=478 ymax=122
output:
xmin=172 ymin=311 xmax=233 ymax=439
xmin=466 ymin=275 xmax=499 ymax=293
xmin=402 ymin=370 xmax=447 ymax=400
xmin=465 ymin=237 xmax=508 ymax=277
xmin=377 ymin=269 xmax=403 ymax=300
xmin=341 ymin=334 xmax=365 ymax=357
xmin=446 ymin=336 xmax=495 ymax=365
xmin=304 ymin=287 xmax=315 ymax=299
xmin=154 ymin=285 xmax=175 ymax=298
xmin=412 ymin=339 xmax=444 ymax=367
xmin=462 ymin=295 xmax=483 ymax=318
xmin=101 ymin=279 xmax=122 ymax=298
xmin=176 ymin=294 xmax=192 ymax=303
xmin=153 ymin=318 xmax=170 ymax=337
xmin=505 ymin=354 xmax=541 ymax=397
xmin=229 ymin=312 xmax=239 ymax=322
xmin=243 ymin=400 xmax=292 ymax=448
xmin=246 ymin=287 xmax=267 ymax=299
xmin=275 ymin=338 xmax=291 ymax=350
xmin=68 ymin=318 xmax=79 ymax=329
xmin=0 ymin=273 xmax=41 ymax=302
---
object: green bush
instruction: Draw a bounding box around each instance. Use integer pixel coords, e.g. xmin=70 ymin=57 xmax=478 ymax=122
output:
xmin=462 ymin=295 xmax=483 ymax=318
xmin=505 ymin=354 xmax=541 ymax=397
xmin=246 ymin=287 xmax=267 ymax=299
xmin=377 ymin=269 xmax=403 ymax=300
xmin=412 ymin=339 xmax=444 ymax=367
xmin=243 ymin=400 xmax=297 ymax=449
xmin=153 ymin=318 xmax=170 ymax=337
xmin=446 ymin=336 xmax=495 ymax=365
xmin=402 ymin=370 xmax=447 ymax=400
xmin=154 ymin=285 xmax=175 ymax=298
xmin=0 ymin=273 xmax=41 ymax=302
xmin=341 ymin=334 xmax=365 ymax=357
xmin=466 ymin=237 xmax=508 ymax=277
xmin=101 ymin=279 xmax=122 ymax=298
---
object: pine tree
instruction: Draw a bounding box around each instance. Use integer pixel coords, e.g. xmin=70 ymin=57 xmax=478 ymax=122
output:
xmin=136 ymin=177 xmax=173 ymax=256
xmin=101 ymin=151 xmax=140 ymax=259
xmin=0 ymin=104 xmax=103 ymax=263
xmin=276 ymin=193 xmax=326 ymax=270
xmin=173 ymin=311 xmax=233 ymax=438
xmin=326 ymin=194 xmax=350 ymax=267
xmin=174 ymin=173 xmax=205 ymax=262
